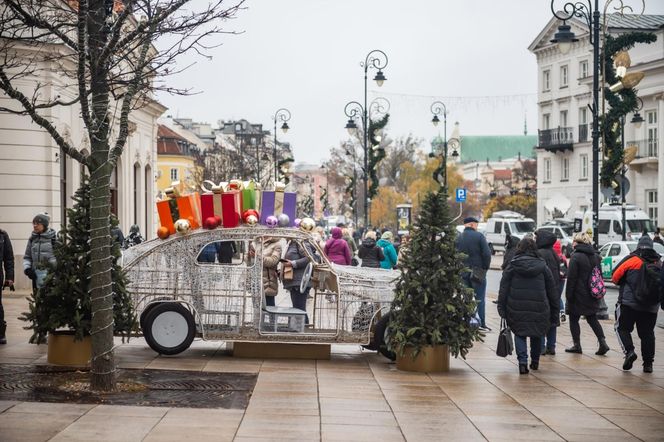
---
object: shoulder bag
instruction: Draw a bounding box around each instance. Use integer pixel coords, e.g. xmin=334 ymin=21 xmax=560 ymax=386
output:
xmin=496 ymin=318 xmax=514 ymax=357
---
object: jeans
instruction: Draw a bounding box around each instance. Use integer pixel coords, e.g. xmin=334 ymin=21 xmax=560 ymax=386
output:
xmin=569 ymin=313 xmax=605 ymax=343
xmin=541 ymin=326 xmax=557 ymax=352
xmin=515 ymin=335 xmax=542 ymax=365
xmin=463 ymin=274 xmax=487 ymax=327
xmin=558 ymin=281 xmax=565 ymax=310
xmin=615 ymin=303 xmax=657 ymax=363
xmin=289 ymin=287 xmax=310 ymax=324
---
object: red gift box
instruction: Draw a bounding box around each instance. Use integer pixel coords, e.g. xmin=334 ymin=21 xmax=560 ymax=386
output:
xmin=221 ymin=190 xmax=241 ymax=228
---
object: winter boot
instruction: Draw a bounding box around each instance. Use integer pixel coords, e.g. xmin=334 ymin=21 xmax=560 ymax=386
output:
xmin=622 ymin=350 xmax=637 ymax=371
xmin=519 ymin=364 xmax=529 ymax=375
xmin=595 ymin=338 xmax=610 ymax=356
xmin=0 ymin=321 xmax=6 ymax=345
xmin=529 ymin=360 xmax=539 ymax=371
xmin=643 ymin=363 xmax=653 ymax=373
xmin=565 ymin=342 xmax=582 ymax=354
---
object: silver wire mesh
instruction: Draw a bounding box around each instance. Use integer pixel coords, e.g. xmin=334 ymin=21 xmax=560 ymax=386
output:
xmin=122 ymin=227 xmax=399 ymax=345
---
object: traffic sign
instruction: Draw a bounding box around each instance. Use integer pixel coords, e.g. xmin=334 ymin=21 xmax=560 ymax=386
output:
xmin=455 ymin=188 xmax=467 ymax=202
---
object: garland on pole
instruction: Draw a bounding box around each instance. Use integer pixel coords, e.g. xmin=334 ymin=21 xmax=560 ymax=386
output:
xmin=368 ymin=113 xmax=389 ymax=199
xmin=600 ymin=32 xmax=656 ymax=189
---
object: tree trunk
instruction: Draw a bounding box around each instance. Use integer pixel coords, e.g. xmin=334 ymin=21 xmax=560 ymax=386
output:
xmin=88 ymin=163 xmax=116 ymax=391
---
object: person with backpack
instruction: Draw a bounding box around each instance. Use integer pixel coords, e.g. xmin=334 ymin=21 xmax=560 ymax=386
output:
xmin=564 ymin=232 xmax=610 ymax=355
xmin=611 ymin=236 xmax=662 ymax=373
xmin=23 ymin=213 xmax=57 ymax=291
xmin=535 ymin=229 xmax=562 ymax=355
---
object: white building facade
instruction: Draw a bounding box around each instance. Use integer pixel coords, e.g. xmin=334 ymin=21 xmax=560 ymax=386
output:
xmin=529 ymin=14 xmax=664 ymax=226
xmin=0 ymin=58 xmax=166 ymax=288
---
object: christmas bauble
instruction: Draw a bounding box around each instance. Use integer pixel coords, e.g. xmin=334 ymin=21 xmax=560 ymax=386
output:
xmin=204 ymin=217 xmax=218 ymax=229
xmin=157 ymin=226 xmax=170 ymax=240
xmin=245 ymin=214 xmax=258 ymax=226
xmin=265 ymin=215 xmax=278 ymax=228
xmin=294 ymin=218 xmax=302 ymax=228
xmin=300 ymin=217 xmax=315 ymax=232
xmin=242 ymin=209 xmax=259 ymax=223
xmin=174 ymin=218 xmax=191 ymax=235
xmin=213 ymin=215 xmax=222 ymax=226
xmin=277 ymin=213 xmax=290 ymax=227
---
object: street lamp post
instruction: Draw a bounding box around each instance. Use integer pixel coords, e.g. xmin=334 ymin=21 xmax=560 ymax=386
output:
xmin=430 ymin=101 xmax=448 ymax=187
xmin=272 ymin=108 xmax=291 ymax=183
xmin=550 ymin=1 xmax=600 ymax=246
xmin=320 ymin=164 xmax=329 ymax=217
xmin=345 ymin=144 xmax=359 ymax=227
xmin=619 ymin=98 xmax=644 ymax=240
xmin=343 ymin=49 xmax=388 ymax=228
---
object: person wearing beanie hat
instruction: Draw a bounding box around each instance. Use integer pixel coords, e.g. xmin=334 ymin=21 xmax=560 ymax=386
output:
xmin=611 ymin=233 xmax=662 ymax=373
xmin=377 ymin=231 xmax=397 ymax=269
xmin=23 ymin=213 xmax=57 ymax=291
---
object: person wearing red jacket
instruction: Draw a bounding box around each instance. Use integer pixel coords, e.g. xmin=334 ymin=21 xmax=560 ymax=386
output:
xmin=611 ymin=236 xmax=662 ymax=373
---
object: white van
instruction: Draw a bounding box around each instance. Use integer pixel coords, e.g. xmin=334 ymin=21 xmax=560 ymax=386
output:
xmin=484 ymin=211 xmax=536 ymax=254
xmin=574 ymin=204 xmax=656 ymax=245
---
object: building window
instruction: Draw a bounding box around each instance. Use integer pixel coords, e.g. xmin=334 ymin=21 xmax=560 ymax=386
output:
xmin=560 ymin=65 xmax=568 ymax=87
xmin=543 ymin=113 xmax=550 ymax=130
xmin=110 ymin=166 xmax=118 ymax=217
xmin=561 ymin=157 xmax=569 ymax=181
xmin=543 ymin=69 xmax=550 ymax=91
xmin=134 ymin=163 xmax=140 ymax=225
xmin=580 ymin=154 xmax=588 ymax=180
xmin=145 ymin=166 xmax=152 ymax=238
xmin=646 ymin=190 xmax=658 ymax=227
xmin=578 ymin=107 xmax=588 ymax=142
xmin=170 ymin=168 xmax=179 ymax=181
xmin=543 ymin=158 xmax=551 ymax=182
xmin=579 ymin=60 xmax=588 ymax=78
xmin=579 ymin=107 xmax=587 ymax=124
xmin=646 ymin=110 xmax=658 ymax=157
xmin=560 ymin=110 xmax=568 ymax=127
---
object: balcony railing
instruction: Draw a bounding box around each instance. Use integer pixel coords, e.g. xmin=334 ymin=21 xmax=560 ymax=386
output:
xmin=626 ymin=139 xmax=659 ymax=159
xmin=578 ymin=124 xmax=589 ymax=143
xmin=538 ymin=127 xmax=574 ymax=152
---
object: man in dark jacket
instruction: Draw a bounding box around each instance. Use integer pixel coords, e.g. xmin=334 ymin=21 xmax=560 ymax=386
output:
xmin=535 ymin=229 xmax=562 ymax=355
xmin=0 ymin=228 xmax=15 ymax=344
xmin=565 ymin=233 xmax=609 ymax=355
xmin=612 ymin=236 xmax=662 ymax=373
xmin=456 ymin=217 xmax=492 ymax=330
xmin=498 ymin=238 xmax=558 ymax=374
xmin=23 ymin=213 xmax=57 ymax=291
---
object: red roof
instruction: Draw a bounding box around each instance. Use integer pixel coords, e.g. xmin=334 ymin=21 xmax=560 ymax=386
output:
xmin=157 ymin=125 xmax=189 ymax=155
xmin=494 ymin=169 xmax=512 ymax=180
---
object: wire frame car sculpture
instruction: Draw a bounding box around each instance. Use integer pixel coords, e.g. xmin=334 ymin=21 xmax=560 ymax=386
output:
xmin=122 ymin=227 xmax=398 ymax=356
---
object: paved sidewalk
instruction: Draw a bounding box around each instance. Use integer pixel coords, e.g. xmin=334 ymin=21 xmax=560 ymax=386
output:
xmin=1 ymin=292 xmax=663 ymax=441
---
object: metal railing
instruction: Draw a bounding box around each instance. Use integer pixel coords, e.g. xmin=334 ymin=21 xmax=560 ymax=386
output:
xmin=626 ymin=139 xmax=659 ymax=158
xmin=538 ymin=127 xmax=574 ymax=148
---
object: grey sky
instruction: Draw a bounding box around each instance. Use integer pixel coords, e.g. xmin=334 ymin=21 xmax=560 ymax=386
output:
xmin=157 ymin=0 xmax=664 ymax=164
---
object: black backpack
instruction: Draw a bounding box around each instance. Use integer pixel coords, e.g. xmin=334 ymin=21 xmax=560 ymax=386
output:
xmin=634 ymin=260 xmax=662 ymax=306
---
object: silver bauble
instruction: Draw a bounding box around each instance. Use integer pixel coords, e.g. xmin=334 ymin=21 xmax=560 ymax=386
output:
xmin=174 ymin=218 xmax=191 ymax=235
xmin=277 ymin=213 xmax=290 ymax=227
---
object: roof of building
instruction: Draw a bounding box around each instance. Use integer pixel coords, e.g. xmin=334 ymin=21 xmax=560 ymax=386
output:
xmin=157 ymin=125 xmax=188 ymax=155
xmin=494 ymin=169 xmax=512 ymax=180
xmin=456 ymin=135 xmax=537 ymax=163
xmin=606 ymin=14 xmax=664 ymax=31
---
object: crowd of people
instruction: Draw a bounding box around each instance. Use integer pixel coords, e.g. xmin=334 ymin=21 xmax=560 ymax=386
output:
xmin=456 ymin=216 xmax=663 ymax=375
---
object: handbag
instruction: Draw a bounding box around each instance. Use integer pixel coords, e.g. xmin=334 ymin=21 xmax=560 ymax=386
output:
xmin=496 ymin=318 xmax=514 ymax=357
xmin=470 ymin=266 xmax=487 ymax=284
xmin=280 ymin=261 xmax=293 ymax=282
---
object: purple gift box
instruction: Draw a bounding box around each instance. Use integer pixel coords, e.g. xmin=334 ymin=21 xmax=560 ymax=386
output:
xmin=260 ymin=190 xmax=297 ymax=226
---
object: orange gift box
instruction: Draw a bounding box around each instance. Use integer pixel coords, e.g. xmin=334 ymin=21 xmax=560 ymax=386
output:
xmin=157 ymin=199 xmax=179 ymax=234
xmin=176 ymin=193 xmax=201 ymax=229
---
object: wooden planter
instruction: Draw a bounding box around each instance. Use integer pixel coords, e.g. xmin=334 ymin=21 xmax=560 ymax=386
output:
xmin=47 ymin=331 xmax=92 ymax=366
xmin=396 ymin=345 xmax=450 ymax=373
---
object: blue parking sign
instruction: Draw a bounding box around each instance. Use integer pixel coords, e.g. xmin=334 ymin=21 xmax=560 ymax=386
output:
xmin=455 ymin=188 xmax=467 ymax=202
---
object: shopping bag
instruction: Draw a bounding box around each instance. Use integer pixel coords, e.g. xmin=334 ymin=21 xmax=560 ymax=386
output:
xmin=496 ymin=318 xmax=513 ymax=357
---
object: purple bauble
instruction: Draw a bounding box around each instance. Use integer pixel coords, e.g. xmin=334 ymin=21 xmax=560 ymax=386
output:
xmin=266 ymin=215 xmax=279 ymax=228
xmin=294 ymin=218 xmax=302 ymax=228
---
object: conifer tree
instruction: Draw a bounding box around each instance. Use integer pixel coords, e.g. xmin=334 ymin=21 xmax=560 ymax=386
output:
xmin=387 ymin=187 xmax=481 ymax=358
xmin=22 ymin=180 xmax=135 ymax=343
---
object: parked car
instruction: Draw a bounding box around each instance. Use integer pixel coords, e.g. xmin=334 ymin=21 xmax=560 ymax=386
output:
xmin=484 ymin=211 xmax=536 ymax=254
xmin=598 ymin=240 xmax=664 ymax=280
xmin=574 ymin=204 xmax=656 ymax=246
xmin=538 ymin=223 xmax=574 ymax=257
xmin=122 ymin=227 xmax=398 ymax=358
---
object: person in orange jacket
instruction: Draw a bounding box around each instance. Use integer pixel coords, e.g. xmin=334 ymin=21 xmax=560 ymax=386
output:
xmin=611 ymin=236 xmax=662 ymax=373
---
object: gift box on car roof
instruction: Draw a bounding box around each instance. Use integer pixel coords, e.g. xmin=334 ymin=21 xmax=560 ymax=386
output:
xmin=157 ymin=181 xmax=202 ymax=234
xmin=260 ymin=182 xmax=296 ymax=226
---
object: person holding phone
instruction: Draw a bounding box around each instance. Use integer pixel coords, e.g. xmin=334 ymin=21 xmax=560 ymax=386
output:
xmin=283 ymin=240 xmax=319 ymax=324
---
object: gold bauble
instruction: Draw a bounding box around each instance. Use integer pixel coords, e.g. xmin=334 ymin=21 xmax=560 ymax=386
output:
xmin=246 ymin=214 xmax=258 ymax=226
xmin=300 ymin=217 xmax=316 ymax=232
xmin=174 ymin=218 xmax=191 ymax=235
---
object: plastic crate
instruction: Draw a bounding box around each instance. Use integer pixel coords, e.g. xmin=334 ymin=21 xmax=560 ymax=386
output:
xmin=260 ymin=306 xmax=306 ymax=333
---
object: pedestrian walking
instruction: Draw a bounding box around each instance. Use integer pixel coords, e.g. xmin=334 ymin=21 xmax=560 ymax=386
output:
xmin=216 ymin=241 xmax=236 ymax=264
xmin=358 ymin=231 xmax=384 ymax=268
xmin=377 ymin=231 xmax=398 ymax=269
xmin=124 ymin=224 xmax=144 ymax=249
xmin=341 ymin=228 xmax=357 ymax=255
xmin=0 ymin=228 xmax=15 ymax=345
xmin=253 ymin=237 xmax=282 ymax=307
xmin=501 ymin=234 xmax=520 ymax=270
xmin=23 ymin=213 xmax=57 ymax=291
xmin=564 ymin=233 xmax=610 ymax=355
xmin=611 ymin=236 xmax=662 ymax=373
xmin=535 ymin=229 xmax=563 ymax=355
xmin=456 ymin=216 xmax=492 ymax=331
xmin=553 ymin=239 xmax=568 ymax=323
xmin=653 ymin=228 xmax=663 ymax=246
xmin=283 ymin=240 xmax=320 ymax=324
xmin=497 ymin=238 xmax=558 ymax=374
xmin=324 ymin=227 xmax=352 ymax=265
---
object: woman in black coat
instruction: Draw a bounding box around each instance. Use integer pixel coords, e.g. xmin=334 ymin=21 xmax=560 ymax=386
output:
xmin=358 ymin=231 xmax=384 ymax=268
xmin=535 ymin=229 xmax=562 ymax=355
xmin=564 ymin=233 xmax=609 ymax=355
xmin=498 ymin=238 xmax=558 ymax=374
